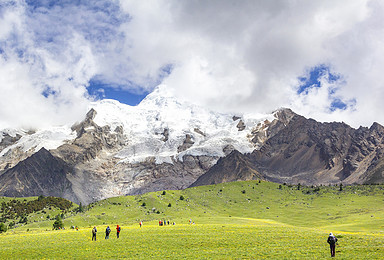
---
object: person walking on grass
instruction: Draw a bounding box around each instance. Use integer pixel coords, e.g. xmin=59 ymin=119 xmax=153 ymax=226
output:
xmin=105 ymin=226 xmax=111 ymax=239
xmin=327 ymin=232 xmax=338 ymax=257
xmin=116 ymin=225 xmax=121 ymax=238
xmin=92 ymin=226 xmax=97 ymax=241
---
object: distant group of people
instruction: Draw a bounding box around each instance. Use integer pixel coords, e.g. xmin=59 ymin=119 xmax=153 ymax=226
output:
xmin=71 ymin=226 xmax=79 ymax=231
xmin=91 ymin=225 xmax=121 ymax=241
xmin=159 ymin=220 xmax=169 ymax=226
xmin=158 ymin=220 xmax=175 ymax=226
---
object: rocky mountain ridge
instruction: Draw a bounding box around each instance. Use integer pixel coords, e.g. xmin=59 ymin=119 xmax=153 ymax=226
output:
xmin=191 ymin=109 xmax=384 ymax=187
xmin=1 ymin=86 xmax=384 ymax=203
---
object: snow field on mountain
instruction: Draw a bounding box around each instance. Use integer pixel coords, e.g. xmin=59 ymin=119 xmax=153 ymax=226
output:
xmin=90 ymin=86 xmax=275 ymax=164
xmin=0 ymin=126 xmax=75 ymax=157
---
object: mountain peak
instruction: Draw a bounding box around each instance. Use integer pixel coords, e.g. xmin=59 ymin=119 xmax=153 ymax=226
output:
xmin=86 ymin=108 xmax=97 ymax=121
xmin=189 ymin=149 xmax=263 ymax=187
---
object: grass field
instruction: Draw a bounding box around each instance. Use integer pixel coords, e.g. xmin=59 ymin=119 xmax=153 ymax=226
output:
xmin=0 ymin=181 xmax=383 ymax=259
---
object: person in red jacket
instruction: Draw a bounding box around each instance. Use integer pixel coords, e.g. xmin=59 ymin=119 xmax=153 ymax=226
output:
xmin=116 ymin=225 xmax=121 ymax=238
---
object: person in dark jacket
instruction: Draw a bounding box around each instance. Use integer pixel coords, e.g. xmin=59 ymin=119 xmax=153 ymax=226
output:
xmin=92 ymin=226 xmax=97 ymax=241
xmin=105 ymin=226 xmax=111 ymax=239
xmin=327 ymin=232 xmax=338 ymax=257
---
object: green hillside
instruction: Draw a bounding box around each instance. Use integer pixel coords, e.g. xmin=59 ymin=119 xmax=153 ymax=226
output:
xmin=0 ymin=181 xmax=383 ymax=259
xmin=63 ymin=181 xmax=384 ymax=232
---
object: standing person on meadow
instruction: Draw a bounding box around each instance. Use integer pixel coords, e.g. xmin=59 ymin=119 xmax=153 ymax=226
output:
xmin=105 ymin=226 xmax=111 ymax=239
xmin=92 ymin=226 xmax=97 ymax=241
xmin=327 ymin=232 xmax=338 ymax=257
xmin=116 ymin=225 xmax=121 ymax=238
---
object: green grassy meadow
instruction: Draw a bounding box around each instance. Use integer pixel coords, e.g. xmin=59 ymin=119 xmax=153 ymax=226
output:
xmin=0 ymin=181 xmax=384 ymax=259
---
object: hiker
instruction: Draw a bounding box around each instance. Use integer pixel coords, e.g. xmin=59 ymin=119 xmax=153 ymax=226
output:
xmin=139 ymin=221 xmax=142 ymax=228
xmin=116 ymin=225 xmax=121 ymax=238
xmin=92 ymin=226 xmax=97 ymax=241
xmin=167 ymin=220 xmax=170 ymax=225
xmin=105 ymin=226 xmax=111 ymax=239
xmin=327 ymin=232 xmax=338 ymax=257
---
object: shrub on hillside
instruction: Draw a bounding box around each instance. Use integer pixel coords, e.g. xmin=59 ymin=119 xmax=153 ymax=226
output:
xmin=53 ymin=216 xmax=64 ymax=230
xmin=76 ymin=203 xmax=84 ymax=213
xmin=0 ymin=196 xmax=73 ymax=222
xmin=0 ymin=223 xmax=7 ymax=233
xmin=18 ymin=216 xmax=27 ymax=224
xmin=8 ymin=221 xmax=14 ymax=229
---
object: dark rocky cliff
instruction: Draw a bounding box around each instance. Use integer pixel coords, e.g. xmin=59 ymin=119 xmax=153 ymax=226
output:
xmin=190 ymin=150 xmax=263 ymax=187
xmin=0 ymin=148 xmax=79 ymax=203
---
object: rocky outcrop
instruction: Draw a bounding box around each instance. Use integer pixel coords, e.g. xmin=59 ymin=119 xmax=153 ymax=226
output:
xmin=177 ymin=134 xmax=195 ymax=153
xmin=161 ymin=128 xmax=169 ymax=142
xmin=190 ymin=150 xmax=263 ymax=187
xmin=0 ymin=148 xmax=79 ymax=203
xmin=236 ymin=120 xmax=246 ymax=131
xmin=0 ymin=133 xmax=27 ymax=172
xmin=194 ymin=128 xmax=205 ymax=137
xmin=248 ymin=108 xmax=296 ymax=148
xmin=53 ymin=109 xmax=125 ymax=165
xmin=120 ymin=155 xmax=218 ymax=195
xmin=0 ymin=133 xmax=22 ymax=152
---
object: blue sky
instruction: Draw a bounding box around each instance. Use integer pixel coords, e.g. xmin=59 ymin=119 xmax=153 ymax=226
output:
xmin=87 ymin=80 xmax=148 ymax=106
xmin=298 ymin=65 xmax=349 ymax=111
xmin=1 ymin=0 xmax=384 ymax=128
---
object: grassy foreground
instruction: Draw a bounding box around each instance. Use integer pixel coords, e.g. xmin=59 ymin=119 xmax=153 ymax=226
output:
xmin=0 ymin=222 xmax=383 ymax=259
xmin=0 ymin=181 xmax=384 ymax=259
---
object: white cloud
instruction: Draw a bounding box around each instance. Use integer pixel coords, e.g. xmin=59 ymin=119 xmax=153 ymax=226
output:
xmin=116 ymin=0 xmax=383 ymax=127
xmin=1 ymin=0 xmax=384 ymax=129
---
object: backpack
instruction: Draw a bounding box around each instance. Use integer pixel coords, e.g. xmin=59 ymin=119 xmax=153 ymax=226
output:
xmin=92 ymin=228 xmax=96 ymax=234
xmin=328 ymin=236 xmax=336 ymax=244
xmin=118 ymin=227 xmax=121 ymax=232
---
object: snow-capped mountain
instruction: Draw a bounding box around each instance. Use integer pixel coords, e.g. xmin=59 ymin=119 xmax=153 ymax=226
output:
xmin=0 ymin=85 xmax=273 ymax=169
xmin=91 ymin=85 xmax=274 ymax=164
xmin=0 ymin=85 xmax=275 ymax=203
xmin=2 ymin=85 xmax=384 ymax=204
